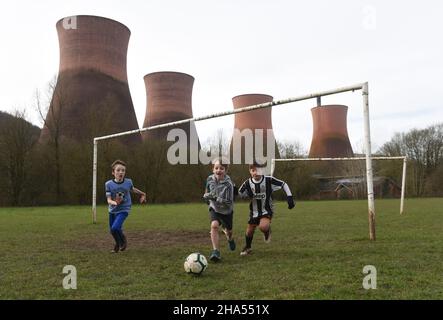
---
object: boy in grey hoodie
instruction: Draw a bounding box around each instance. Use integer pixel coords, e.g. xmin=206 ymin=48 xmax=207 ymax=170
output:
xmin=203 ymin=158 xmax=236 ymax=262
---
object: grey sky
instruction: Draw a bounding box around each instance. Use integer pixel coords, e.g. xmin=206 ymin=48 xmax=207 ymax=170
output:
xmin=1 ymin=0 xmax=442 ymax=152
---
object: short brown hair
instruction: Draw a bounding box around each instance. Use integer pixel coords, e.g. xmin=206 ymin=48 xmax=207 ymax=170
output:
xmin=212 ymin=157 xmax=229 ymax=171
xmin=249 ymin=162 xmax=266 ymax=170
xmin=111 ymin=159 xmax=127 ymax=170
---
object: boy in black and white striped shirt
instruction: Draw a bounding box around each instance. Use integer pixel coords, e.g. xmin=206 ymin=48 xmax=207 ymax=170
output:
xmin=238 ymin=163 xmax=295 ymax=256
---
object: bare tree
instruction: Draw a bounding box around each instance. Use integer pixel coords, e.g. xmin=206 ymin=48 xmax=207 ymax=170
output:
xmin=0 ymin=110 xmax=38 ymax=205
xmin=202 ymin=128 xmax=229 ymax=159
xmin=277 ymin=140 xmax=306 ymax=159
xmin=35 ymin=76 xmax=67 ymax=204
xmin=134 ymin=140 xmax=170 ymax=203
xmin=379 ymin=123 xmax=443 ymax=196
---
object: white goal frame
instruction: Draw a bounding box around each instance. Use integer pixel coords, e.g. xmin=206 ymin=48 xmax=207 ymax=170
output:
xmin=271 ymin=156 xmax=407 ymax=215
xmin=92 ymin=82 xmax=378 ymax=240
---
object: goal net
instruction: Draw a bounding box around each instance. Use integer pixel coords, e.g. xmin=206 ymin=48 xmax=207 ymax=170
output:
xmin=271 ymin=156 xmax=407 ymax=214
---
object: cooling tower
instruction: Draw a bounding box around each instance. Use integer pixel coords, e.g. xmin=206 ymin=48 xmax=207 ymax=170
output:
xmin=230 ymin=94 xmax=278 ymax=164
xmin=39 ymin=15 xmax=140 ymax=144
xmin=308 ymin=105 xmax=354 ymax=158
xmin=142 ymin=71 xmax=199 ymax=146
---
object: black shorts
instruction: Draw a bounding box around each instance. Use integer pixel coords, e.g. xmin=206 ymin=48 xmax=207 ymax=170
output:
xmin=248 ymin=213 xmax=273 ymax=226
xmin=209 ymin=208 xmax=233 ymax=230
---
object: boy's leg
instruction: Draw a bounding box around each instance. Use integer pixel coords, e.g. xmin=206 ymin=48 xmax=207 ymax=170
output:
xmin=120 ymin=233 xmax=127 ymax=251
xmin=210 ymin=219 xmax=220 ymax=251
xmin=259 ymin=216 xmax=272 ymax=243
xmin=245 ymin=224 xmax=256 ymax=247
xmin=221 ymin=213 xmax=236 ymax=251
xmin=115 ymin=231 xmax=127 ymax=252
xmin=111 ymin=212 xmax=128 ymax=250
xmin=210 ymin=220 xmax=222 ymax=261
xmin=116 ymin=213 xmax=128 ymax=250
xmin=241 ymin=223 xmax=256 ymax=256
xmin=109 ymin=213 xmax=115 ymax=230
xmin=109 ymin=213 xmax=120 ymax=253
xmin=224 ymin=228 xmax=236 ymax=250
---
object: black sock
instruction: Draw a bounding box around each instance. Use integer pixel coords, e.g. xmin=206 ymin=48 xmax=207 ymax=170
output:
xmin=245 ymin=234 xmax=254 ymax=248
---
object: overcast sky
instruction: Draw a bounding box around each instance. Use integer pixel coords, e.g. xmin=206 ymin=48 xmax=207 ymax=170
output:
xmin=1 ymin=0 xmax=442 ymax=153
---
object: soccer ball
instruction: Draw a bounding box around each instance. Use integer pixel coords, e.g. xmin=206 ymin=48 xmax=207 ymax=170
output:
xmin=184 ymin=253 xmax=208 ymax=275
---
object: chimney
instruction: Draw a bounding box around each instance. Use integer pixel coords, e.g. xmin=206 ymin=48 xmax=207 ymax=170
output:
xmin=230 ymin=94 xmax=277 ymax=164
xmin=142 ymin=71 xmax=199 ymax=147
xmin=39 ymin=15 xmax=140 ymax=144
xmin=309 ymin=105 xmax=353 ymax=158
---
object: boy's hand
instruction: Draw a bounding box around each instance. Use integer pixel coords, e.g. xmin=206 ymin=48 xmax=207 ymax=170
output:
xmin=287 ymin=196 xmax=295 ymax=209
xmin=202 ymin=193 xmax=211 ymax=204
xmin=203 ymin=192 xmax=216 ymax=201
xmin=114 ymin=198 xmax=122 ymax=205
xmin=140 ymin=194 xmax=147 ymax=204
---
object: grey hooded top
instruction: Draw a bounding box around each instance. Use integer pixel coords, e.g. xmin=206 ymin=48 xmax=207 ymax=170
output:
xmin=204 ymin=174 xmax=234 ymax=215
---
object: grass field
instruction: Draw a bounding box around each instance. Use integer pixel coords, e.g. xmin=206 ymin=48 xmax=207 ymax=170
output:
xmin=0 ymin=198 xmax=442 ymax=299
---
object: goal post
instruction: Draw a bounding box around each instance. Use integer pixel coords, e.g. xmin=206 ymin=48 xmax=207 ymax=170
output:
xmin=271 ymin=156 xmax=407 ymax=215
xmin=92 ymin=82 xmax=376 ymax=239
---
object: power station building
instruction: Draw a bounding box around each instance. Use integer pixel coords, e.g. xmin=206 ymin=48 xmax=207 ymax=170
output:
xmin=229 ymin=94 xmax=277 ymax=164
xmin=39 ymin=15 xmax=140 ymax=144
xmin=142 ymin=71 xmax=199 ymax=147
xmin=308 ymin=104 xmax=354 ymax=158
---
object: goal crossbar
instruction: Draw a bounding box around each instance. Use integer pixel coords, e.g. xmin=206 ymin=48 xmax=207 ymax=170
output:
xmin=92 ymin=82 xmax=377 ymax=240
xmin=94 ymin=83 xmax=365 ymax=142
xmin=271 ymin=156 xmax=407 ymax=214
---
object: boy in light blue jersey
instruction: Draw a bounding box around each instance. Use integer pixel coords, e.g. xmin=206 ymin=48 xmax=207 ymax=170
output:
xmin=105 ymin=160 xmax=146 ymax=253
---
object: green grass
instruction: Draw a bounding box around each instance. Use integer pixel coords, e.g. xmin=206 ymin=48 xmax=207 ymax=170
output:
xmin=0 ymin=198 xmax=442 ymax=299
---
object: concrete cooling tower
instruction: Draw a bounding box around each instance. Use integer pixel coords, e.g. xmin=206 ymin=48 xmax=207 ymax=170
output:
xmin=230 ymin=94 xmax=277 ymax=164
xmin=308 ymin=105 xmax=354 ymax=158
xmin=39 ymin=15 xmax=140 ymax=144
xmin=142 ymin=71 xmax=200 ymax=146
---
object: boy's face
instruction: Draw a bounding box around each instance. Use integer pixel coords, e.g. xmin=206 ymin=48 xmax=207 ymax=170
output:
xmin=213 ymin=162 xmax=226 ymax=180
xmin=250 ymin=166 xmax=262 ymax=180
xmin=112 ymin=164 xmax=126 ymax=182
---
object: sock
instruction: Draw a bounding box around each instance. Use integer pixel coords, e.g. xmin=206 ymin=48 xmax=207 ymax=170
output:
xmin=245 ymin=234 xmax=254 ymax=248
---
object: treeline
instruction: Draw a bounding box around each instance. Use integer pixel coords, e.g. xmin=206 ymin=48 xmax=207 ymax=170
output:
xmin=0 ymin=112 xmax=303 ymax=206
xmin=0 ymin=109 xmax=442 ymax=206
xmin=377 ymin=123 xmax=443 ymax=197
xmin=275 ymin=123 xmax=443 ymax=200
xmin=0 ymin=116 xmax=205 ymax=206
xmin=0 ymin=112 xmax=247 ymax=206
